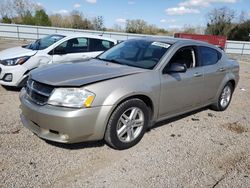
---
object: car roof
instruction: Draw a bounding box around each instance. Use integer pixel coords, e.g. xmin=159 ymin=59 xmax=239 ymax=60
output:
xmin=130 ymin=36 xmax=217 ymax=48
xmin=52 ymin=32 xmax=118 ymax=43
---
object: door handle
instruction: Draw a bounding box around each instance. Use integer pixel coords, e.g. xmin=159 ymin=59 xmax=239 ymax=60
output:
xmin=193 ymin=72 xmax=202 ymax=77
xmin=218 ymin=67 xmax=225 ymax=72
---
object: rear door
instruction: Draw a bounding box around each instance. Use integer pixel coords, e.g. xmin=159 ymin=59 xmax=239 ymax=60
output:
xmin=87 ymin=38 xmax=115 ymax=57
xmin=159 ymin=46 xmax=205 ymax=118
xmin=199 ymin=46 xmax=226 ymax=102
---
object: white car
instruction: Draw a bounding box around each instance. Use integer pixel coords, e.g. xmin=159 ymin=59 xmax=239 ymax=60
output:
xmin=0 ymin=33 xmax=117 ymax=87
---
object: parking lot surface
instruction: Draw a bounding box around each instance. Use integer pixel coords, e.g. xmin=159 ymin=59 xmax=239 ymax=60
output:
xmin=0 ymin=40 xmax=249 ymax=187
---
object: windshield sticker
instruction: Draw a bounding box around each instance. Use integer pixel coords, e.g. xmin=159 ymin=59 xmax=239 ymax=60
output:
xmin=151 ymin=42 xmax=170 ymax=49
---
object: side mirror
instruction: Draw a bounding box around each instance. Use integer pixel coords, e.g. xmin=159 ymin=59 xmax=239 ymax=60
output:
xmin=53 ymin=46 xmax=66 ymax=55
xmin=166 ymin=63 xmax=187 ymax=73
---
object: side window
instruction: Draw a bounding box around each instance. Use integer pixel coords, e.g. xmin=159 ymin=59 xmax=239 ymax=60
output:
xmin=55 ymin=37 xmax=89 ymax=54
xmin=200 ymin=46 xmax=220 ymax=66
xmin=168 ymin=47 xmax=197 ymax=69
xmin=73 ymin=38 xmax=88 ymax=48
xmin=102 ymin=40 xmax=114 ymax=49
xmin=89 ymin=39 xmax=114 ymax=52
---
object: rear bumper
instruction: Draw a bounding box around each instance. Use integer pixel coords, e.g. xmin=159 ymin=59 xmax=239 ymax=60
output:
xmin=0 ymin=64 xmax=28 ymax=87
xmin=19 ymin=88 xmax=113 ymax=143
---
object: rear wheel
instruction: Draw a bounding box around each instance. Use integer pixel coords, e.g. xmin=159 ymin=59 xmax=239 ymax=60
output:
xmin=105 ymin=98 xmax=149 ymax=150
xmin=211 ymin=82 xmax=233 ymax=111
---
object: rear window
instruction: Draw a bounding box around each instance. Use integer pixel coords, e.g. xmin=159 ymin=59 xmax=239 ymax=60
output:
xmin=89 ymin=39 xmax=114 ymax=52
xmin=200 ymin=46 xmax=221 ymax=66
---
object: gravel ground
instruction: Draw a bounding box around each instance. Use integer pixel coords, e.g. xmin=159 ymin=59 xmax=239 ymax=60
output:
xmin=0 ymin=39 xmax=29 ymax=51
xmin=0 ymin=40 xmax=249 ymax=188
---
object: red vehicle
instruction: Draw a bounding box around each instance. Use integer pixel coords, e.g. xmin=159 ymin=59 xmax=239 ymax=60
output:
xmin=174 ymin=33 xmax=227 ymax=49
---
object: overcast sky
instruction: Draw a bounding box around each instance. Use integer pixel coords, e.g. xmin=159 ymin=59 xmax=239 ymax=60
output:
xmin=35 ymin=0 xmax=250 ymax=29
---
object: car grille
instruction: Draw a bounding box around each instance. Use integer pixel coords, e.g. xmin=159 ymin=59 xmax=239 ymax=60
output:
xmin=25 ymin=79 xmax=54 ymax=105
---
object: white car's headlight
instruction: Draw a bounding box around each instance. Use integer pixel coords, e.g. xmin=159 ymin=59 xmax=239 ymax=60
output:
xmin=48 ymin=88 xmax=95 ymax=108
xmin=1 ymin=56 xmax=30 ymax=66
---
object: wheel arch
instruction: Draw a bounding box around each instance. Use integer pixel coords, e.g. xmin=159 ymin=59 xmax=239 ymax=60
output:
xmin=215 ymin=73 xmax=237 ymax=100
xmin=104 ymin=93 xmax=155 ymax=134
xmin=228 ymin=79 xmax=236 ymax=91
xmin=115 ymin=94 xmax=154 ymax=122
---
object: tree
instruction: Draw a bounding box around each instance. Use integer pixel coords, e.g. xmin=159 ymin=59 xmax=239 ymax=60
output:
xmin=238 ymin=11 xmax=248 ymax=23
xmin=67 ymin=10 xmax=94 ymax=29
xmin=1 ymin=16 xmax=12 ymax=23
xmin=126 ymin=19 xmax=147 ymax=34
xmin=93 ymin=16 xmax=104 ymax=31
xmin=50 ymin=14 xmax=65 ymax=27
xmin=34 ymin=9 xmax=51 ymax=26
xmin=157 ymin=28 xmax=169 ymax=35
xmin=112 ymin=24 xmax=124 ymax=32
xmin=0 ymin=0 xmax=14 ymax=18
xmin=70 ymin=10 xmax=83 ymax=29
xmin=182 ymin=25 xmax=196 ymax=34
xmin=228 ymin=20 xmax=250 ymax=41
xmin=144 ymin=24 xmax=159 ymax=35
xmin=12 ymin=0 xmax=35 ymax=18
xmin=22 ymin=10 xmax=35 ymax=25
xmin=205 ymin=7 xmax=235 ymax=36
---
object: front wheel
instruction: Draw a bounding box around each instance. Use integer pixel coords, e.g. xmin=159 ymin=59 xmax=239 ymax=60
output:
xmin=105 ymin=98 xmax=149 ymax=150
xmin=211 ymin=82 xmax=234 ymax=111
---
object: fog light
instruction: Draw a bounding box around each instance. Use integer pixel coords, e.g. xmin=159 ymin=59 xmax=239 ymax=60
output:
xmin=3 ymin=73 xmax=13 ymax=82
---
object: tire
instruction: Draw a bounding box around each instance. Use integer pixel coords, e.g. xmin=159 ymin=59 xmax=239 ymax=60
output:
xmin=211 ymin=82 xmax=234 ymax=111
xmin=17 ymin=77 xmax=28 ymax=88
xmin=105 ymin=98 xmax=149 ymax=150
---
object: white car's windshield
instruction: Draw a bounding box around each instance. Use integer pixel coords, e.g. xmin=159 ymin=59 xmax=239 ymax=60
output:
xmin=24 ymin=34 xmax=65 ymax=50
xmin=98 ymin=39 xmax=171 ymax=69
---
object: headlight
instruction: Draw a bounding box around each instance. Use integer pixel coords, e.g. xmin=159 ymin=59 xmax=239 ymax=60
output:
xmin=1 ymin=56 xmax=30 ymax=66
xmin=48 ymin=88 xmax=95 ymax=108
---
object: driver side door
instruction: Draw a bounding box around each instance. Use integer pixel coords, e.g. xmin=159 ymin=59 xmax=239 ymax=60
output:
xmin=158 ymin=46 xmax=205 ymax=118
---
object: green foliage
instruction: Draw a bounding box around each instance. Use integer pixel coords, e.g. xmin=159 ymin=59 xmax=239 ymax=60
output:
xmin=205 ymin=7 xmax=250 ymax=41
xmin=34 ymin=9 xmax=51 ymax=26
xmin=228 ymin=20 xmax=250 ymax=41
xmin=205 ymin=7 xmax=235 ymax=37
xmin=1 ymin=16 xmax=12 ymax=23
xmin=22 ymin=11 xmax=35 ymax=25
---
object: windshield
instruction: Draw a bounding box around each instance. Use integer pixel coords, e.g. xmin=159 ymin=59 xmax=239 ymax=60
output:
xmin=98 ymin=39 xmax=171 ymax=69
xmin=24 ymin=34 xmax=65 ymax=50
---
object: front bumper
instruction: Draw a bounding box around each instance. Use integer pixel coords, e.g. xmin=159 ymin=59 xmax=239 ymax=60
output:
xmin=0 ymin=64 xmax=28 ymax=87
xmin=19 ymin=88 xmax=113 ymax=143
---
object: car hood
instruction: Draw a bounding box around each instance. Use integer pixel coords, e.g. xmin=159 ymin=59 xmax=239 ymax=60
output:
xmin=31 ymin=59 xmax=148 ymax=87
xmin=0 ymin=46 xmax=37 ymax=60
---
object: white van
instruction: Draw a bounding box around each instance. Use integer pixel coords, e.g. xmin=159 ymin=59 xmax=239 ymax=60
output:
xmin=0 ymin=33 xmax=117 ymax=87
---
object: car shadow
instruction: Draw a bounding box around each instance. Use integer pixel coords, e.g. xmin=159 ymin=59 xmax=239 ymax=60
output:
xmin=45 ymin=140 xmax=105 ymax=150
xmin=150 ymin=107 xmax=209 ymax=130
xmin=45 ymin=107 xmax=210 ymax=150
xmin=2 ymin=85 xmax=22 ymax=92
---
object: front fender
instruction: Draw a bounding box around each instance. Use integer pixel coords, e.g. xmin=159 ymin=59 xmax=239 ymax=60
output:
xmin=102 ymin=87 xmax=158 ymax=121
